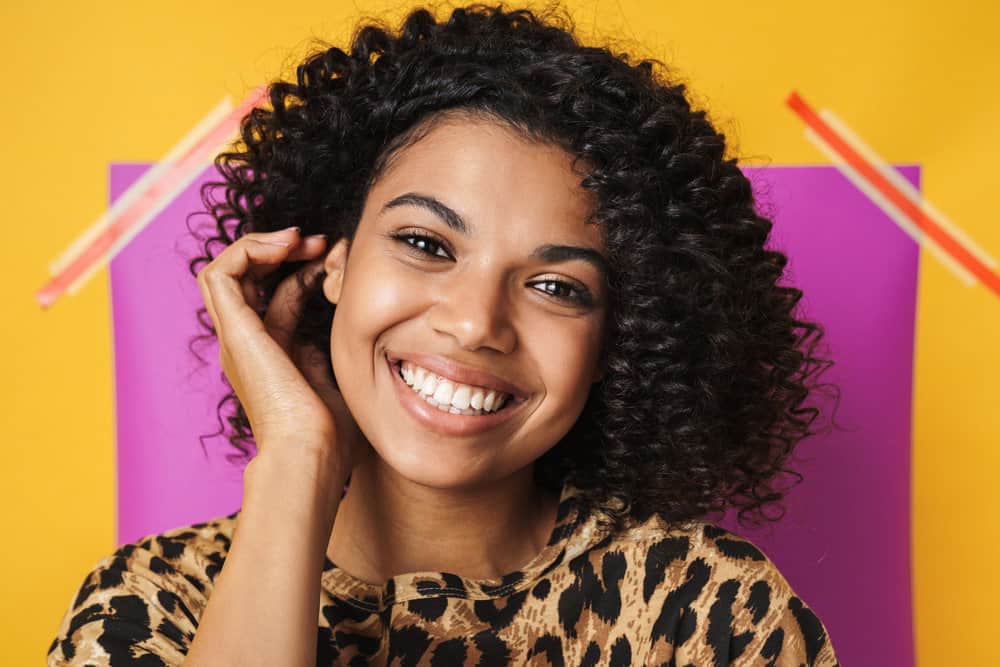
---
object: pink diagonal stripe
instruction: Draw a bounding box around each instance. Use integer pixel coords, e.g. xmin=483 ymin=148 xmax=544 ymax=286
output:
xmin=36 ymin=86 xmax=267 ymax=309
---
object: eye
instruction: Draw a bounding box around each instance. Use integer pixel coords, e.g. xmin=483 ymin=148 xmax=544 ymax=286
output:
xmin=529 ymin=278 xmax=594 ymax=307
xmin=391 ymin=230 xmax=452 ymax=259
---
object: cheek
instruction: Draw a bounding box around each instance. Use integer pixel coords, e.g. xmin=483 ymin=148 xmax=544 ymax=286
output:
xmin=532 ymin=319 xmax=603 ymax=412
xmin=333 ymin=262 xmax=422 ymax=352
xmin=329 ymin=260 xmax=426 ymax=405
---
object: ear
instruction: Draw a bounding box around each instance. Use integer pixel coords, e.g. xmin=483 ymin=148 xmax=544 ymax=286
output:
xmin=321 ymin=238 xmax=350 ymax=304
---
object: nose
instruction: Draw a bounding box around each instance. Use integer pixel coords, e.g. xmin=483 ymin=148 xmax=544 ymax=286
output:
xmin=426 ymin=271 xmax=517 ymax=354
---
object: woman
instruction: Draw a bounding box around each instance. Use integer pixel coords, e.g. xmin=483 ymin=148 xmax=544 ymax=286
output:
xmin=48 ymin=3 xmax=841 ymax=665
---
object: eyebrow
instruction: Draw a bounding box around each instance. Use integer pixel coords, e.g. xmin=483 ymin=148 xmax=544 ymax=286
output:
xmin=381 ymin=191 xmax=608 ymax=278
xmin=383 ymin=192 xmax=470 ymax=235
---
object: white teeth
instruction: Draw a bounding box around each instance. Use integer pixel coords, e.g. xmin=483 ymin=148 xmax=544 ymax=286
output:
xmin=433 ymin=381 xmax=454 ymax=405
xmin=397 ymin=360 xmax=513 ymax=416
xmin=451 ymin=385 xmax=471 ymax=410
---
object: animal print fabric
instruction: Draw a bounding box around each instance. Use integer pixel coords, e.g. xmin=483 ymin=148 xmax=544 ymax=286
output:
xmin=48 ymin=484 xmax=839 ymax=665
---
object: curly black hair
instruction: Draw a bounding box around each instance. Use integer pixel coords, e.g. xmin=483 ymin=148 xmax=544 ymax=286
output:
xmin=187 ymin=1 xmax=841 ymax=535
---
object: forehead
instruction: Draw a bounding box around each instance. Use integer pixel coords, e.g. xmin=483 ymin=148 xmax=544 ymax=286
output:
xmin=363 ymin=116 xmax=601 ymax=245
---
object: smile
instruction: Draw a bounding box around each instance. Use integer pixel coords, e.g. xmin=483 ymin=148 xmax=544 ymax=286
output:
xmin=400 ymin=361 xmax=511 ymax=416
xmin=386 ymin=354 xmax=527 ymax=437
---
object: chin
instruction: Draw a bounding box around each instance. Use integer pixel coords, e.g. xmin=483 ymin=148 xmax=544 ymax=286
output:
xmin=368 ymin=436 xmax=519 ymax=492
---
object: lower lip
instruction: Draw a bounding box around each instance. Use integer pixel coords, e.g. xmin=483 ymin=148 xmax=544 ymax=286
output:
xmin=386 ymin=355 xmax=527 ymax=437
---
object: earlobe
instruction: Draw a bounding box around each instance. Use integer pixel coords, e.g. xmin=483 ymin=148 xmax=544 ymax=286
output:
xmin=322 ymin=238 xmax=350 ymax=305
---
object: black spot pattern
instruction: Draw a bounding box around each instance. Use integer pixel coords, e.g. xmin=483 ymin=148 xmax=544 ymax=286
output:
xmin=480 ymin=571 xmax=524 ymax=597
xmin=789 ymin=597 xmax=828 ymax=665
xmin=148 ymin=556 xmax=171 ymax=576
xmin=532 ymin=578 xmax=551 ymax=600
xmin=715 ymin=538 xmax=766 ymax=562
xmin=706 ymin=579 xmax=740 ymax=666
xmin=430 ymin=637 xmax=468 ymax=665
xmin=46 ymin=490 xmax=838 ymax=666
xmin=98 ymin=566 xmax=124 ymax=590
xmin=474 ymin=589 xmax=529 ymax=631
xmin=730 ymin=631 xmax=753 ymax=661
xmin=154 ymin=536 xmax=185 ymax=560
xmin=643 ymin=537 xmax=691 ymax=602
xmin=98 ymin=595 xmax=157 ymax=666
xmin=388 ymin=624 xmax=433 ymax=667
xmin=321 ymin=597 xmax=374 ymax=627
xmin=745 ymin=580 xmax=771 ymax=624
xmin=676 ymin=607 xmax=697 ymax=647
xmin=760 ymin=627 xmax=785 ymax=660
xmin=472 ymin=629 xmax=512 ymax=666
xmin=334 ymin=628 xmax=380 ymax=659
xmin=72 ymin=580 xmax=97 ymax=610
xmin=408 ymin=596 xmax=449 ymax=622
xmin=203 ymin=551 xmax=225 ymax=581
xmin=58 ymin=637 xmax=75 ymax=660
xmin=579 ymin=640 xmax=601 ymax=667
xmin=651 ymin=558 xmax=712 ymax=648
xmin=556 ymin=550 xmax=627 ymax=637
xmin=529 ymin=634 xmax=565 ymax=667
xmin=66 ymin=603 xmax=104 ymax=635
xmin=154 ymin=617 xmax=187 ymax=647
xmin=609 ymin=635 xmax=632 ymax=665
xmin=316 ymin=626 xmax=338 ymax=665
xmin=181 ymin=574 xmax=204 ymax=594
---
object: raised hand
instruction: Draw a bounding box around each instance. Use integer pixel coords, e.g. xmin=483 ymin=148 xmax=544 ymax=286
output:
xmin=195 ymin=225 xmax=366 ymax=479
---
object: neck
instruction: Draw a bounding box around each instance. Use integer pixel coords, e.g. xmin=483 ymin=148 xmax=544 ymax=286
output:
xmin=325 ymin=456 xmax=560 ymax=585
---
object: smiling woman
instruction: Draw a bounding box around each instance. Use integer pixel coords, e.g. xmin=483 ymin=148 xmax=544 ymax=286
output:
xmin=48 ymin=3 xmax=841 ymax=666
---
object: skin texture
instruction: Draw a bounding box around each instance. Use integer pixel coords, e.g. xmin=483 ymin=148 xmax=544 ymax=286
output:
xmin=320 ymin=116 xmax=608 ymax=583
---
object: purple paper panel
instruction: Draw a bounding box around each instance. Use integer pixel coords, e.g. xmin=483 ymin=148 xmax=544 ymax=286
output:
xmin=110 ymin=164 xmax=243 ymax=546
xmin=720 ymin=165 xmax=918 ymax=667
xmin=110 ymin=163 xmax=917 ymax=666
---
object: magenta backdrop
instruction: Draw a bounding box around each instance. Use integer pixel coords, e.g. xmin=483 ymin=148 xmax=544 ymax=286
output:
xmin=109 ymin=163 xmax=919 ymax=666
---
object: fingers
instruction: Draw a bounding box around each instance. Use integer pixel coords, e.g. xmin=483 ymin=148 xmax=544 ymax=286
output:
xmin=196 ymin=227 xmax=328 ymax=346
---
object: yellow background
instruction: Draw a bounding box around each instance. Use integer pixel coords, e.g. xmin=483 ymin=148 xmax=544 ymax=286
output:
xmin=5 ymin=1 xmax=998 ymax=663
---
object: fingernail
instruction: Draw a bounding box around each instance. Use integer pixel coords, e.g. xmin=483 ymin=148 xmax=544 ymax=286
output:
xmin=286 ymin=226 xmax=301 ymax=234
xmin=305 ymin=233 xmax=328 ymax=241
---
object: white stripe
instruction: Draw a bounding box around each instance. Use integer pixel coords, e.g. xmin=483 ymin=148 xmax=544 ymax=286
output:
xmin=805 ymin=128 xmax=977 ymax=287
xmin=66 ymin=132 xmax=236 ymax=296
xmin=49 ymin=97 xmax=232 ymax=277
xmin=820 ymin=109 xmax=996 ymax=272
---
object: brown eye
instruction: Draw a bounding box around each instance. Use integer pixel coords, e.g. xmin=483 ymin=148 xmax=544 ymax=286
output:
xmin=391 ymin=231 xmax=452 ymax=259
xmin=529 ymin=279 xmax=593 ymax=306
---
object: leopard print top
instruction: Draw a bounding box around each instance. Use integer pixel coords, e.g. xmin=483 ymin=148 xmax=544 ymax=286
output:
xmin=48 ymin=483 xmax=839 ymax=665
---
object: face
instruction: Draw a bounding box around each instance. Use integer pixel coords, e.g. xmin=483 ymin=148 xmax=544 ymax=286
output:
xmin=322 ymin=114 xmax=607 ymax=490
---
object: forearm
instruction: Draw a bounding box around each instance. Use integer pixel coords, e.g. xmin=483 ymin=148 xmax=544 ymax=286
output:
xmin=184 ymin=448 xmax=346 ymax=667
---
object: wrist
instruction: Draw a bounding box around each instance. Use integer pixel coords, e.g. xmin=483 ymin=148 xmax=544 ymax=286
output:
xmin=243 ymin=446 xmax=347 ymax=522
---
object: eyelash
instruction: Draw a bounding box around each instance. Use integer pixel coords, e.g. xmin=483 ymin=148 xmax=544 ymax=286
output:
xmin=390 ymin=230 xmax=595 ymax=307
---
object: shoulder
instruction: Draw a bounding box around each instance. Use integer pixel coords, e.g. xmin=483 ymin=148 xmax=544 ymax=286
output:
xmin=592 ymin=517 xmax=839 ymax=666
xmin=47 ymin=511 xmax=239 ymax=667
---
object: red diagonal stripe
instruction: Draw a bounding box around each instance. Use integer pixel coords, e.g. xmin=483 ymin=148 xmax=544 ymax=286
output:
xmin=36 ymin=87 xmax=266 ymax=309
xmin=787 ymin=91 xmax=1000 ymax=298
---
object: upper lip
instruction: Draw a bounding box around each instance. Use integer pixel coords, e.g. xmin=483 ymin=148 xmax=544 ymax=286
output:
xmin=386 ymin=351 xmax=528 ymax=400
